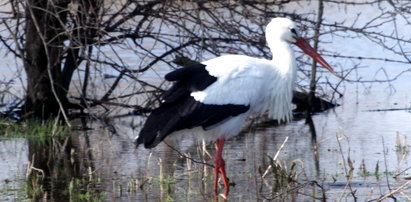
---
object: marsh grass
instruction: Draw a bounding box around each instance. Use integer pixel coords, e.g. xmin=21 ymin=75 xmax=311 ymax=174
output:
xmin=25 ymin=172 xmax=105 ymax=202
xmin=3 ymin=118 xmax=411 ymax=201
xmin=0 ymin=118 xmax=106 ymax=201
xmin=68 ymin=177 xmax=105 ymax=202
xmin=267 ymin=155 xmax=299 ymax=190
xmin=0 ymin=118 xmax=68 ymax=140
xmin=259 ymin=152 xmax=327 ymax=201
xmin=24 ymin=171 xmax=44 ymax=201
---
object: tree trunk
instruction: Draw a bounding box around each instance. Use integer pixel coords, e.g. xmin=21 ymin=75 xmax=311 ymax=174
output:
xmin=23 ymin=0 xmax=70 ymax=119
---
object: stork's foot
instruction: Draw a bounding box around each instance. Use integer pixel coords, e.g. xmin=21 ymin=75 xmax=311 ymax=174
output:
xmin=214 ymin=156 xmax=230 ymax=195
xmin=214 ymin=138 xmax=230 ymax=197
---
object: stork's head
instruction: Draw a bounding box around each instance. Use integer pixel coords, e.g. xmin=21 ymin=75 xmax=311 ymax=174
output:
xmin=266 ymin=17 xmax=333 ymax=72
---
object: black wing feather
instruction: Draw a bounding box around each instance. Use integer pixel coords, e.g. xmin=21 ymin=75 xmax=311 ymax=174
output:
xmin=162 ymin=64 xmax=216 ymax=103
xmin=136 ymin=63 xmax=249 ymax=148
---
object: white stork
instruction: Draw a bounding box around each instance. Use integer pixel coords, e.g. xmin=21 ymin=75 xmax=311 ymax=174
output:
xmin=135 ymin=17 xmax=333 ymax=197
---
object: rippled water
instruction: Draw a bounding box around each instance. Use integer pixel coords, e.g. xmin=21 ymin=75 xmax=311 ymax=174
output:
xmin=66 ymin=82 xmax=411 ymax=201
xmin=0 ymin=138 xmax=29 ymax=201
xmin=2 ymin=95 xmax=411 ymax=201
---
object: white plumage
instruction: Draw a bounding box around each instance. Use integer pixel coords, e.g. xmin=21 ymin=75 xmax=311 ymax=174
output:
xmin=191 ymin=19 xmax=300 ymax=124
xmin=192 ymin=53 xmax=296 ymax=123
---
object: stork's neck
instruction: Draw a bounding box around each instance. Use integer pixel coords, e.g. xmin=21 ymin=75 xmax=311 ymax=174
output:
xmin=269 ymin=41 xmax=296 ymax=76
xmin=266 ymin=41 xmax=297 ymax=123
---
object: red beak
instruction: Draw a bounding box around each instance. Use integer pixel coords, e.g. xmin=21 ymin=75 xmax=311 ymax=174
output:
xmin=294 ymin=37 xmax=333 ymax=72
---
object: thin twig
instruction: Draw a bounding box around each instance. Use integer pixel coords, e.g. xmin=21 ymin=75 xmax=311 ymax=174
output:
xmin=163 ymin=141 xmax=215 ymax=168
xmin=336 ymin=133 xmax=357 ymax=201
xmin=376 ymin=180 xmax=411 ymax=201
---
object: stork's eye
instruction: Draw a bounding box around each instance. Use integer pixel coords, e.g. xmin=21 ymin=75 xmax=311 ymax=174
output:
xmin=290 ymin=28 xmax=297 ymax=35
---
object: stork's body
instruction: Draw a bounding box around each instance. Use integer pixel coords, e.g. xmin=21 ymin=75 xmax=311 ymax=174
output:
xmin=135 ymin=18 xmax=333 ymax=197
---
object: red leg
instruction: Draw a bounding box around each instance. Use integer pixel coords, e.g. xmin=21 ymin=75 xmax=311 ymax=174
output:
xmin=214 ymin=138 xmax=230 ymax=197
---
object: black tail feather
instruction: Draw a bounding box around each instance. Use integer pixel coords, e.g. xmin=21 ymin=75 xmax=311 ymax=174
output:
xmin=135 ymin=102 xmax=180 ymax=148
